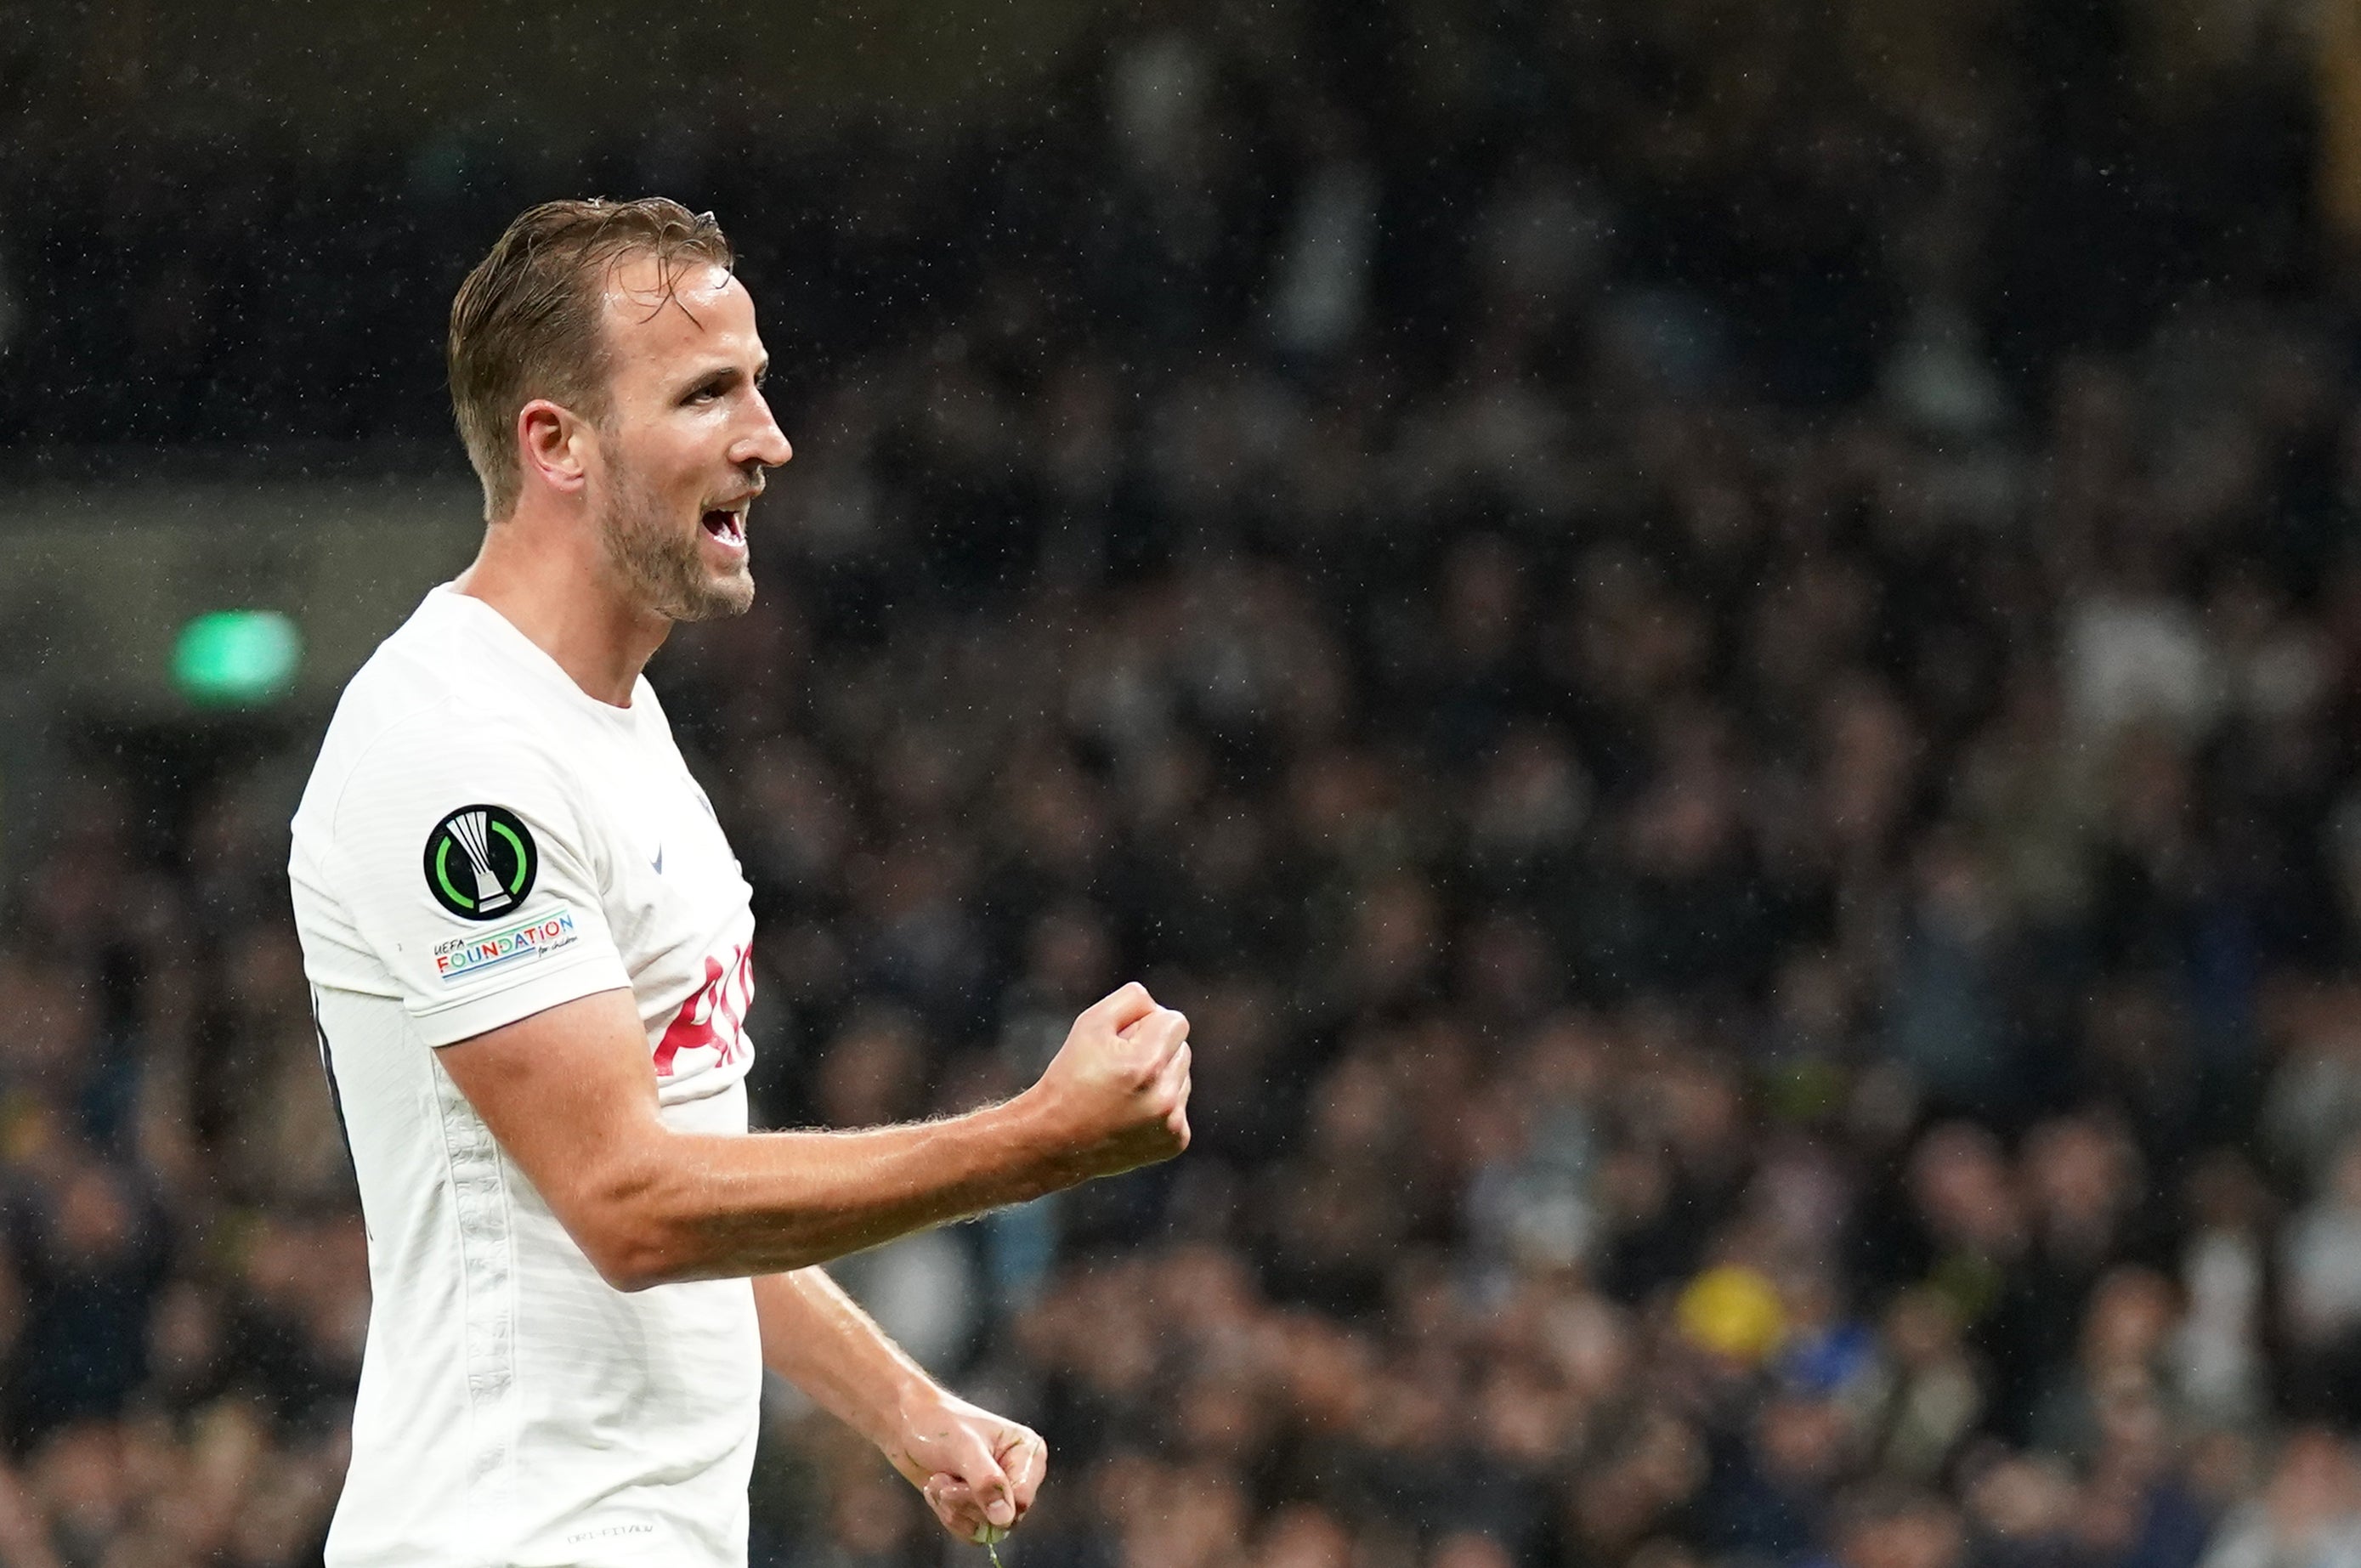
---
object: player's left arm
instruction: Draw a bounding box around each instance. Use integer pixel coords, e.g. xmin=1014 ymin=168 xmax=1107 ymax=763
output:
xmin=752 ymin=1268 xmax=1045 ymax=1543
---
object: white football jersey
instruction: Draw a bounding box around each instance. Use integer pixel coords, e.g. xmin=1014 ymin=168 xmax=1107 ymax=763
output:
xmin=289 ymin=585 xmax=762 ymax=1567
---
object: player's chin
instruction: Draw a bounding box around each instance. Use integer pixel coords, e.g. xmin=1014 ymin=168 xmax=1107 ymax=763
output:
xmin=668 ymin=561 xmax=756 ymax=623
xmin=699 ymin=575 xmax=757 ymax=621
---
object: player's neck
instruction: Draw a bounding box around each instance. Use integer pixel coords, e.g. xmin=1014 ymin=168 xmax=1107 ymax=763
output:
xmin=455 ymin=510 xmax=669 ymax=709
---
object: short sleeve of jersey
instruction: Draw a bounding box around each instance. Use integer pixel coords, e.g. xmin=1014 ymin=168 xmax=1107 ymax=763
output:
xmin=322 ymin=713 xmax=632 ymax=1047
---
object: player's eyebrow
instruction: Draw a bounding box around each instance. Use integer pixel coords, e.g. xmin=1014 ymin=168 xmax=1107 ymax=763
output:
xmin=677 ymin=364 xmax=745 ymax=400
xmin=676 ymin=355 xmax=771 ymax=403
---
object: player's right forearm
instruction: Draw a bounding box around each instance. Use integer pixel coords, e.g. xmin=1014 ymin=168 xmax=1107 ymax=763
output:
xmin=586 ymin=1090 xmax=1082 ymax=1288
xmin=554 ymin=983 xmax=1189 ymax=1291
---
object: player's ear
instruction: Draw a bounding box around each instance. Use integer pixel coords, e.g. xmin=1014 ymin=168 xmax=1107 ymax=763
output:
xmin=518 ymin=399 xmax=591 ymax=497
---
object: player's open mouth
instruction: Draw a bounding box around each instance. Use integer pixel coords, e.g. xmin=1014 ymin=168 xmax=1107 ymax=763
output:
xmin=700 ymin=508 xmax=747 ymax=549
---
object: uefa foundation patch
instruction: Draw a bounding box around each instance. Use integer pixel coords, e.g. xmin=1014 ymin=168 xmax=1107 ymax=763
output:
xmin=422 ymin=804 xmax=538 ymax=920
xmin=433 ymin=906 xmax=580 ymax=983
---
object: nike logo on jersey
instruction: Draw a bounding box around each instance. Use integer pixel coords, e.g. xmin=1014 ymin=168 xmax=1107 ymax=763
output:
xmin=651 ymin=844 xmax=664 ymax=875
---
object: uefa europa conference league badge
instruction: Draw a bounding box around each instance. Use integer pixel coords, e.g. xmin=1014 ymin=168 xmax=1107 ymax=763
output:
xmin=422 ymin=805 xmax=540 ymax=920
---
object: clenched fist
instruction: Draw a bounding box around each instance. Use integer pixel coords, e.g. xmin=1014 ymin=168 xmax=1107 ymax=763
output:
xmin=1020 ymin=982 xmax=1192 ymax=1180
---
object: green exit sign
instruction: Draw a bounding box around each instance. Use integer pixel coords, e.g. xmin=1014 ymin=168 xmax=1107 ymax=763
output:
xmin=173 ymin=610 xmax=303 ymax=706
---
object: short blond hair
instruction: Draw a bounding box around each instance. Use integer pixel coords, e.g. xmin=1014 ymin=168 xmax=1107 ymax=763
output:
xmin=446 ymin=197 xmax=733 ymax=521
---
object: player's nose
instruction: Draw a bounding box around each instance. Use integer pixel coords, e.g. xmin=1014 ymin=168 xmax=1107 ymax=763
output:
xmin=738 ymin=399 xmax=791 ymax=469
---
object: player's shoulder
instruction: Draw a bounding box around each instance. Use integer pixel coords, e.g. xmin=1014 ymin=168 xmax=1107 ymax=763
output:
xmin=321 ymin=594 xmax=545 ymax=756
xmin=298 ymin=590 xmax=579 ymax=839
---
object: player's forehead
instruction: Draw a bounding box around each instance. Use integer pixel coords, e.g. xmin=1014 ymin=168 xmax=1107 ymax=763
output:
xmin=596 ymin=255 xmax=761 ymax=375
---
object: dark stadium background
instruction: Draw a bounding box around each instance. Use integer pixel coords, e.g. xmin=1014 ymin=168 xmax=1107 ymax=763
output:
xmin=6 ymin=2 xmax=2361 ymax=1564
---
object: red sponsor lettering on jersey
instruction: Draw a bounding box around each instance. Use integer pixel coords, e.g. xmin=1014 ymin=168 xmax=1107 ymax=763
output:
xmin=653 ymin=942 xmax=755 ymax=1078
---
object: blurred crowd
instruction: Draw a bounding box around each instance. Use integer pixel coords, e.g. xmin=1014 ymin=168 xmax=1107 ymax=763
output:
xmin=9 ymin=2 xmax=2361 ymax=1565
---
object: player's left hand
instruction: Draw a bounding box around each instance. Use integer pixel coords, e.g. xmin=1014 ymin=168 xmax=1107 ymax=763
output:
xmin=886 ymin=1387 xmax=1047 ymax=1543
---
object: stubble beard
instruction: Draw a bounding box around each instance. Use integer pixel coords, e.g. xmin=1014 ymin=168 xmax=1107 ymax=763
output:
xmin=596 ymin=457 xmax=755 ymax=624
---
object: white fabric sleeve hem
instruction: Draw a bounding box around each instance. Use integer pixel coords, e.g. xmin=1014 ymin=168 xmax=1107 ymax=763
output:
xmin=409 ymin=950 xmax=636 ymax=1049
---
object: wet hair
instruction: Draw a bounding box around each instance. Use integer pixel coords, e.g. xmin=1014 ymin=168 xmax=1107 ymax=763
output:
xmin=446 ymin=197 xmax=733 ymax=521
